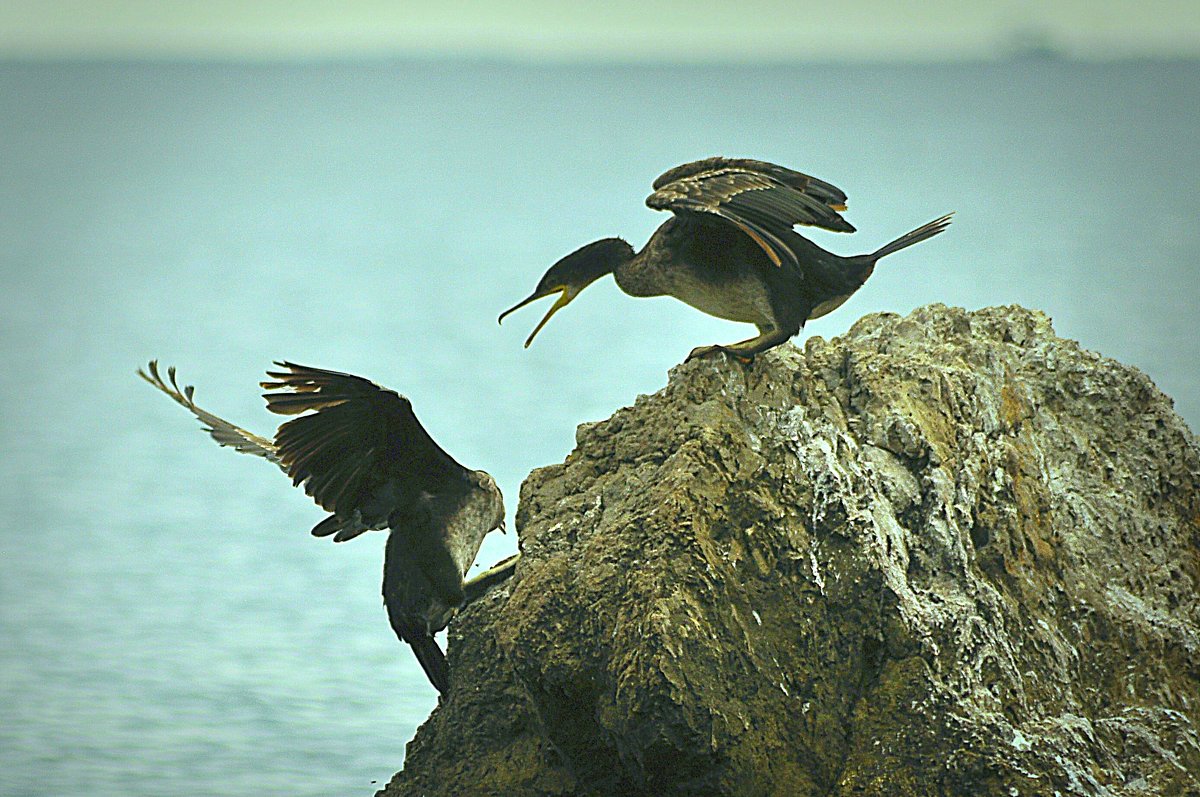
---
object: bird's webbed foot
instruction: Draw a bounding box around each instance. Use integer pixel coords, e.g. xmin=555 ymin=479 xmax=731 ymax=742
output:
xmin=687 ymin=326 xmax=798 ymax=365
xmin=686 ymin=344 xmax=755 ymax=364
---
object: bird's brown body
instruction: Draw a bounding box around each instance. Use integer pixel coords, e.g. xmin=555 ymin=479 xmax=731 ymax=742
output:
xmin=501 ymin=157 xmax=952 ymax=360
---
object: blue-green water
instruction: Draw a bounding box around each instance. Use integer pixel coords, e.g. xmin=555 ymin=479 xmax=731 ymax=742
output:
xmin=1 ymin=59 xmax=1197 ymax=796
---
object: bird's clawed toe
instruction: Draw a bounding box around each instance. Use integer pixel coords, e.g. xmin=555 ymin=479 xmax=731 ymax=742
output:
xmin=686 ymin=345 xmax=754 ymax=365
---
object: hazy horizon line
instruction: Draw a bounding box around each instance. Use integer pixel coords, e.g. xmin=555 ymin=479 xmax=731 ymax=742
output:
xmin=3 ymin=49 xmax=1198 ymax=68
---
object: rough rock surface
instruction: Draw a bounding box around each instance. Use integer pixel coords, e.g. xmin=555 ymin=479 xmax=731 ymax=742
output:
xmin=378 ymin=304 xmax=1200 ymax=797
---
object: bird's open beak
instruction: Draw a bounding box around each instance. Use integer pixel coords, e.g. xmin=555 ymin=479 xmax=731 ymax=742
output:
xmin=497 ymin=286 xmax=576 ymax=348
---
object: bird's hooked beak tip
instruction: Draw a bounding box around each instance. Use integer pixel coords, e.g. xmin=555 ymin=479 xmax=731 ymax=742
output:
xmin=500 ymin=286 xmax=575 ymax=348
xmin=497 ymin=291 xmax=543 ymax=326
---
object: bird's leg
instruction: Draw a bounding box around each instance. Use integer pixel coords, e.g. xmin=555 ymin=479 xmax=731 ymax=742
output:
xmin=462 ymin=553 xmax=520 ymax=605
xmin=686 ymin=325 xmax=797 ymax=364
xmin=686 ymin=343 xmax=752 ymax=364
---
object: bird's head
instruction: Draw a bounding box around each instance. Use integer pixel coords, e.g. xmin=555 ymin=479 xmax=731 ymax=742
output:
xmin=498 ymin=238 xmax=634 ymax=347
xmin=475 ymin=471 xmax=506 ymax=534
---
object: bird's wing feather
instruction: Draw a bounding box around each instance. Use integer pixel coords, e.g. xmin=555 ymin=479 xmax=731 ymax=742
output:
xmin=138 ymin=360 xmax=281 ymax=465
xmin=651 ymin=157 xmax=847 ymax=203
xmin=646 ymin=158 xmax=855 ymax=268
xmin=261 ymin=361 xmax=469 ymax=516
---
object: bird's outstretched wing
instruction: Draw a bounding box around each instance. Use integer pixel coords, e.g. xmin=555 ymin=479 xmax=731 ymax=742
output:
xmin=646 ymin=156 xmax=855 ymax=268
xmin=260 ymin=362 xmax=470 ymax=519
xmin=139 ymin=360 xmax=281 ymax=464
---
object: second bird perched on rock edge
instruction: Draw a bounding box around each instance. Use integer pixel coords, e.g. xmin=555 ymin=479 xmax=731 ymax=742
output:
xmin=138 ymin=360 xmax=506 ymax=695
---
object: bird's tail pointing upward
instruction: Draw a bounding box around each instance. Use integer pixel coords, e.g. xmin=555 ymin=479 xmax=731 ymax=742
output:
xmin=871 ymin=213 xmax=954 ymax=261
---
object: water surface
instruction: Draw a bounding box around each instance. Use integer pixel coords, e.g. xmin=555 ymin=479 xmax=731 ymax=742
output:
xmin=1 ymin=59 xmax=1197 ymax=796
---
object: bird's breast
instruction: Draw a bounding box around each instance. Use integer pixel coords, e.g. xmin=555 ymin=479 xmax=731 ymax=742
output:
xmin=652 ymin=260 xmax=777 ymax=326
xmin=441 ymin=490 xmax=500 ymax=577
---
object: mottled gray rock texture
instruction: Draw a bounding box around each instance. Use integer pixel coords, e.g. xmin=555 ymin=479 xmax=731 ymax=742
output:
xmin=379 ymin=304 xmax=1200 ymax=797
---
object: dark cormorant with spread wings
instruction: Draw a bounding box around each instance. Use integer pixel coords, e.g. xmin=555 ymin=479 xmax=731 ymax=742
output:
xmin=499 ymin=157 xmax=952 ymax=360
xmin=139 ymin=360 xmax=505 ymax=695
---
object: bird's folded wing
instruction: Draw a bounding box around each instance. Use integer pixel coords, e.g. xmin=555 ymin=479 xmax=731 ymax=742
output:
xmin=646 ymin=157 xmax=856 ymax=268
xmin=139 ymin=360 xmax=281 ymax=464
xmin=261 ymin=361 xmax=468 ymax=516
xmin=650 ymin=157 xmax=844 ymax=200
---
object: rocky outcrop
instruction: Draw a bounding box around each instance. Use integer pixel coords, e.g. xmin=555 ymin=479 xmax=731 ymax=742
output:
xmin=378 ymin=304 xmax=1200 ymax=797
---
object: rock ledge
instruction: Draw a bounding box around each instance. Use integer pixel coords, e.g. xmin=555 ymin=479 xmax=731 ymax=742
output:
xmin=381 ymin=304 xmax=1200 ymax=797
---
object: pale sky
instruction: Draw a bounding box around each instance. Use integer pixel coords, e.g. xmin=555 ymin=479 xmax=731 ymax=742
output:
xmin=2 ymin=0 xmax=1198 ymax=61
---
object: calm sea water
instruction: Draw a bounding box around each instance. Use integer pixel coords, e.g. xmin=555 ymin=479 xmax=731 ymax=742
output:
xmin=1 ymin=59 xmax=1197 ymax=796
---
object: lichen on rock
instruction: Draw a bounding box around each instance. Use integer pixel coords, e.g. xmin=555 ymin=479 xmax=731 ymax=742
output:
xmin=379 ymin=304 xmax=1200 ymax=797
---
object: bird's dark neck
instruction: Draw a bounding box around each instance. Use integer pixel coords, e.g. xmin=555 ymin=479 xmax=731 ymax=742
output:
xmin=612 ymin=236 xmax=668 ymax=297
xmin=563 ymin=237 xmax=637 ymax=294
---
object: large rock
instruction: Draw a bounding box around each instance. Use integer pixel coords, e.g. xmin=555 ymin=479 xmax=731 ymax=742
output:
xmin=379 ymin=304 xmax=1200 ymax=797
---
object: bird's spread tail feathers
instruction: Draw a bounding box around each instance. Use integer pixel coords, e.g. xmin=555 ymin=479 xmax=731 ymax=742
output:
xmin=408 ymin=634 xmax=450 ymax=695
xmin=870 ymin=213 xmax=954 ymax=261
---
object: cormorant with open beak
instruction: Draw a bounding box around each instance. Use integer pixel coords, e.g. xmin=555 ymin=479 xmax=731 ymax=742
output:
xmin=139 ymin=361 xmax=506 ymax=695
xmin=499 ymin=157 xmax=952 ymax=361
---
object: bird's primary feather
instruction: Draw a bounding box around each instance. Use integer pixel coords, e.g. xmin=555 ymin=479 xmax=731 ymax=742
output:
xmin=138 ymin=360 xmax=281 ymax=464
